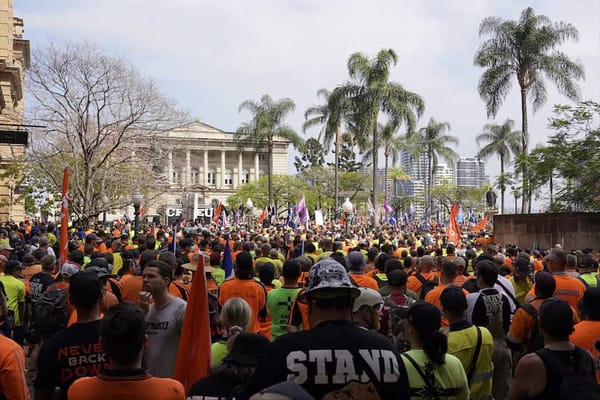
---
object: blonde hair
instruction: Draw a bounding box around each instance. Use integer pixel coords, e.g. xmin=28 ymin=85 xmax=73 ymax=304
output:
xmin=220 ymin=297 xmax=252 ymax=332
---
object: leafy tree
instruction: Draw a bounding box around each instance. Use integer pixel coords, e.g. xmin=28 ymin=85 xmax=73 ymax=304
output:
xmin=27 ymin=40 xmax=185 ymax=226
xmin=530 ymin=101 xmax=600 ymax=211
xmin=333 ymin=132 xmax=365 ymax=173
xmin=413 ymin=118 xmax=459 ymax=210
xmin=431 ymin=184 xmax=488 ymax=214
xmin=474 ymin=7 xmax=584 ymax=213
xmin=294 ymin=138 xmax=326 ymax=172
xmin=235 ymin=95 xmax=304 ymax=207
xmin=476 ymin=119 xmax=521 ymax=213
xmin=336 ymin=49 xmax=425 ymax=224
xmin=299 ymin=165 xmax=368 ymax=206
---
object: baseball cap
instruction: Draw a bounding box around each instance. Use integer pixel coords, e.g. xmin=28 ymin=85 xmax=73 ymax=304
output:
xmin=407 ymin=301 xmax=441 ymax=334
xmin=235 ymin=251 xmax=254 ymax=272
xmin=579 ymin=254 xmax=598 ymax=269
xmin=61 ymin=263 xmax=81 ymax=278
xmin=298 ymin=258 xmax=360 ymax=303
xmin=514 ymin=253 xmax=531 ymax=271
xmin=221 ymin=333 xmax=270 ymax=366
xmin=352 ymin=287 xmax=383 ymax=313
xmin=440 ymin=286 xmax=468 ymax=311
xmin=4 ymin=260 xmax=24 ymax=274
xmin=83 ymin=265 xmax=109 ymax=279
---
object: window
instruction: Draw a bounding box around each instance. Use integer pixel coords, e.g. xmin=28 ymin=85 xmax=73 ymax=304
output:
xmin=207 ymin=169 xmax=215 ymax=185
xmin=259 ymin=169 xmax=264 ymax=179
xmin=241 ymin=169 xmax=249 ymax=184
xmin=258 ymin=153 xmax=266 ymax=161
xmin=171 ymin=169 xmax=179 ymax=184
xmin=224 ymin=169 xmax=233 ymax=186
xmin=191 ymin=168 xmax=199 ymax=184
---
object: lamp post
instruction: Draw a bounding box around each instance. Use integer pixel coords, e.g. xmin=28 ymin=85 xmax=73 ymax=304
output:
xmin=101 ymin=195 xmax=109 ymax=227
xmin=132 ymin=190 xmax=143 ymax=238
xmin=246 ymin=198 xmax=254 ymax=228
xmin=341 ymin=197 xmax=353 ymax=235
xmin=511 ymin=186 xmax=518 ymax=214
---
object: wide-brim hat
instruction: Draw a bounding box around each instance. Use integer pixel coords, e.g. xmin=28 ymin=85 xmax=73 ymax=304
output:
xmin=298 ymin=258 xmax=360 ymax=304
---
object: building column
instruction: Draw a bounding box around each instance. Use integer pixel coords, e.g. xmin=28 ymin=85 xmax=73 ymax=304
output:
xmin=255 ymin=153 xmax=260 ymax=181
xmin=237 ymin=153 xmax=243 ymax=188
xmin=203 ymin=150 xmax=208 ymax=185
xmin=167 ymin=150 xmax=173 ymax=184
xmin=221 ymin=150 xmax=226 ymax=187
xmin=186 ymin=150 xmax=191 ymax=184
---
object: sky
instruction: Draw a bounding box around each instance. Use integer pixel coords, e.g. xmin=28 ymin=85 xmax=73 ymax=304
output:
xmin=15 ymin=0 xmax=600 ymax=209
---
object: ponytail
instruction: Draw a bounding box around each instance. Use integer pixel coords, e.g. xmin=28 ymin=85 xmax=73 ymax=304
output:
xmin=422 ymin=330 xmax=447 ymax=365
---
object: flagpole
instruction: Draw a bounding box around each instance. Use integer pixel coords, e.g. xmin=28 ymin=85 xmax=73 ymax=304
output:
xmin=59 ymin=167 xmax=69 ymax=267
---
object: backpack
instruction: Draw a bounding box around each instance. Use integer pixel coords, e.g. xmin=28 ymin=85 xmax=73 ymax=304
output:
xmin=536 ymin=346 xmax=600 ymax=400
xmin=207 ymin=289 xmax=220 ymax=327
xmin=28 ymin=284 xmax=69 ymax=343
xmin=415 ymin=274 xmax=439 ymax=300
xmin=383 ymin=294 xmax=415 ymax=353
xmin=520 ymin=302 xmax=544 ymax=353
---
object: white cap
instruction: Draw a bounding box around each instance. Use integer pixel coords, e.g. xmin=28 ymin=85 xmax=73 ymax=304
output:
xmin=352 ymin=287 xmax=383 ymax=313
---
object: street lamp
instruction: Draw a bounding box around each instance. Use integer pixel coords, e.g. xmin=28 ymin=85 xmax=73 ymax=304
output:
xmin=511 ymin=186 xmax=518 ymax=214
xmin=246 ymin=198 xmax=254 ymax=227
xmin=341 ymin=197 xmax=353 ymax=234
xmin=132 ymin=190 xmax=143 ymax=238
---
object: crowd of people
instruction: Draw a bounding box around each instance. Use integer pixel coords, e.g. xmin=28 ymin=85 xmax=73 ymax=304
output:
xmin=0 ymin=218 xmax=597 ymax=399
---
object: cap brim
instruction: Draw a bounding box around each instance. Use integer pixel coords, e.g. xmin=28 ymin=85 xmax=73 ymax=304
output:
xmin=298 ymin=286 xmax=361 ymax=304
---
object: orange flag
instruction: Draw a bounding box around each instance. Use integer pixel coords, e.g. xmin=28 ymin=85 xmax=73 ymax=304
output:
xmin=174 ymin=253 xmax=211 ymax=393
xmin=212 ymin=202 xmax=223 ymax=223
xmin=257 ymin=207 xmax=268 ymax=224
xmin=447 ymin=203 xmax=460 ymax=244
xmin=59 ymin=167 xmax=69 ymax=267
xmin=473 ymin=216 xmax=489 ymax=233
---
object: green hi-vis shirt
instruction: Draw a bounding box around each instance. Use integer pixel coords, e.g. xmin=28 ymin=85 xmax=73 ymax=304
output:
xmin=267 ymin=287 xmax=302 ymax=340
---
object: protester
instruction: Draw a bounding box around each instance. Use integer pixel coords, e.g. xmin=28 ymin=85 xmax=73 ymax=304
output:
xmin=242 ymin=258 xmax=410 ymax=399
xmin=137 ymin=259 xmax=186 ymax=378
xmin=352 ymin=287 xmax=384 ymax=331
xmin=34 ymin=272 xmax=108 ymax=399
xmin=401 ymin=301 xmax=470 ymax=400
xmin=0 ymin=292 xmax=29 ymax=399
xmin=267 ymin=259 xmax=302 ymax=341
xmin=0 ymin=260 xmax=25 ymax=343
xmin=67 ymin=303 xmax=185 ymax=399
xmin=569 ymin=287 xmax=600 ymax=383
xmin=212 ymin=297 xmax=252 ymax=366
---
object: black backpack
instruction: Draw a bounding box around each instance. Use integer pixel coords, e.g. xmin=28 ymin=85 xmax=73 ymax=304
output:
xmin=415 ymin=274 xmax=439 ymax=300
xmin=521 ymin=302 xmax=545 ymax=353
xmin=536 ymin=346 xmax=600 ymax=400
xmin=28 ymin=284 xmax=69 ymax=343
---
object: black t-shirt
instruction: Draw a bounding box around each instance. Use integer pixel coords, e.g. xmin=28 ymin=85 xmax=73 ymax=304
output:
xmin=188 ymin=375 xmax=244 ymax=399
xmin=35 ymin=319 xmax=108 ymax=396
xmin=241 ymin=320 xmax=409 ymax=400
xmin=29 ymin=272 xmax=54 ymax=300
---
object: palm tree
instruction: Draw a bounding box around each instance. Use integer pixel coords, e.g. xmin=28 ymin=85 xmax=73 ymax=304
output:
xmin=362 ymin=120 xmax=405 ymax=202
xmin=235 ymin=94 xmax=303 ymax=208
xmin=336 ymin=49 xmax=425 ymax=224
xmin=414 ymin=118 xmax=459 ymax=211
xmin=476 ymin=119 xmax=521 ymax=214
xmin=303 ymin=88 xmax=349 ymax=213
xmin=474 ymin=7 xmax=584 ymax=213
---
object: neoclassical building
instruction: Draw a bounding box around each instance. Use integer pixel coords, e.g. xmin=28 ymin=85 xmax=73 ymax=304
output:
xmin=142 ymin=119 xmax=289 ymax=224
xmin=0 ymin=0 xmax=29 ymax=222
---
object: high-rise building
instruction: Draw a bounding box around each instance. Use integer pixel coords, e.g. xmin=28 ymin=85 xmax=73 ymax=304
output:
xmin=0 ymin=1 xmax=29 ymax=222
xmin=434 ymin=163 xmax=454 ymax=186
xmin=456 ymin=157 xmax=487 ymax=188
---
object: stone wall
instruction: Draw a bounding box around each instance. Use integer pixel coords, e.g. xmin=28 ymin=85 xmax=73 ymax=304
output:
xmin=493 ymin=213 xmax=600 ymax=251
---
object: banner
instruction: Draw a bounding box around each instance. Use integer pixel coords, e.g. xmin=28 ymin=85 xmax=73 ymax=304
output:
xmin=473 ymin=216 xmax=488 ymax=233
xmin=258 ymin=208 xmax=268 ymax=224
xmin=59 ymin=167 xmax=69 ymax=267
xmin=447 ymin=203 xmax=460 ymax=244
xmin=295 ymin=195 xmax=307 ymax=224
xmin=314 ymin=210 xmax=324 ymax=226
xmin=212 ymin=202 xmax=223 ymax=223
xmin=383 ymin=199 xmax=393 ymax=215
xmin=174 ymin=252 xmax=211 ymax=393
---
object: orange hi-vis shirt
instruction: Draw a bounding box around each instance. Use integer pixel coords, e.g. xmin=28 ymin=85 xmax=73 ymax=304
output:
xmin=121 ymin=276 xmax=143 ymax=304
xmin=407 ymin=271 xmax=438 ymax=297
xmin=0 ymin=334 xmax=29 ymax=400
xmin=258 ymin=286 xmax=274 ymax=341
xmin=67 ymin=370 xmax=185 ymax=400
xmin=349 ymin=273 xmax=379 ymax=290
xmin=218 ymin=278 xmax=266 ymax=334
xmin=527 ymin=273 xmax=586 ymax=314
xmin=570 ymin=320 xmax=600 ymax=383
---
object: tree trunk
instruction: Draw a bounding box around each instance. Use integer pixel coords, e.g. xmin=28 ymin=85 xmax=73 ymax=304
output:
xmin=268 ymin=138 xmax=274 ymax=208
xmin=371 ymin=109 xmax=379 ymax=226
xmin=428 ymin=150 xmax=433 ymax=212
xmin=500 ymin=154 xmax=505 ymax=214
xmin=549 ymin=174 xmax=553 ymax=205
xmin=384 ymin=149 xmax=389 ymax=203
xmin=334 ymin=125 xmax=341 ymax=217
xmin=520 ymin=87 xmax=530 ymax=214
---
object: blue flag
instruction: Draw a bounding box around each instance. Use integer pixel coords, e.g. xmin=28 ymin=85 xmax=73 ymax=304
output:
xmin=457 ymin=206 xmax=464 ymax=224
xmin=469 ymin=207 xmax=477 ymax=223
xmin=223 ymin=234 xmax=233 ymax=279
